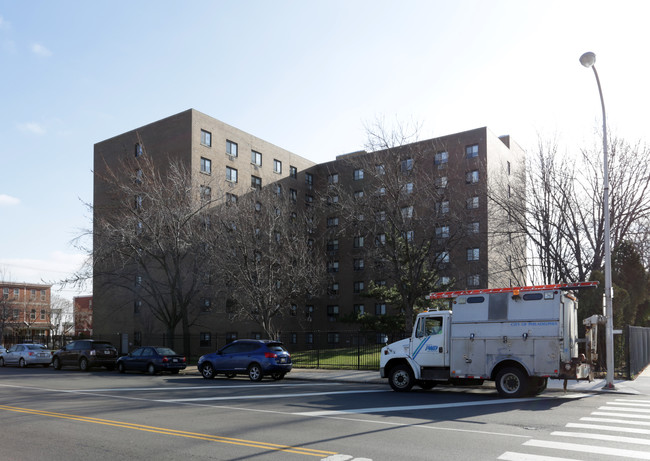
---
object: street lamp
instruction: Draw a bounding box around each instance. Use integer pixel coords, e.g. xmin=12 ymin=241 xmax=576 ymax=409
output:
xmin=579 ymin=51 xmax=615 ymax=390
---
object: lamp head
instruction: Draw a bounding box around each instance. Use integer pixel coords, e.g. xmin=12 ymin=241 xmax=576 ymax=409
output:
xmin=580 ymin=52 xmax=596 ymax=68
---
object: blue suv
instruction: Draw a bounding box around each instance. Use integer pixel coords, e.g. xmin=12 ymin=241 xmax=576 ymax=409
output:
xmin=198 ymin=340 xmax=292 ymax=381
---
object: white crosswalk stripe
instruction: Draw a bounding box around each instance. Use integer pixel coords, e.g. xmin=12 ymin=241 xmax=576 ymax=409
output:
xmin=497 ymin=398 xmax=650 ymax=460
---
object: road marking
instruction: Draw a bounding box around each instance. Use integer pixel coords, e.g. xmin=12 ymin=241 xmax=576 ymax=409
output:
xmin=592 ymin=411 xmax=650 ymax=420
xmin=599 ymin=406 xmax=650 ymax=413
xmin=0 ymin=404 xmax=337 ymax=458
xmin=581 ymin=417 xmax=650 ymax=427
xmin=294 ymin=394 xmax=586 ymax=416
xmin=0 ymin=382 xmax=339 ymax=393
xmin=567 ymin=422 xmax=650 ymax=435
xmin=524 ymin=439 xmax=650 ymax=459
xmin=158 ymin=389 xmax=388 ymax=402
xmin=552 ymin=430 xmax=650 ymax=446
xmin=499 ymin=452 xmax=579 ymax=461
xmin=607 ymin=401 xmax=650 ymax=408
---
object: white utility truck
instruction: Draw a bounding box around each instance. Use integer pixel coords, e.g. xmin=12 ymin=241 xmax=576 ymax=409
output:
xmin=380 ymin=282 xmax=598 ymax=397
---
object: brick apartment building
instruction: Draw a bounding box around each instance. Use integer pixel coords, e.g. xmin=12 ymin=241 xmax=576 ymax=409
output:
xmin=92 ymin=109 xmax=525 ymax=353
xmin=0 ymin=282 xmax=52 ymax=345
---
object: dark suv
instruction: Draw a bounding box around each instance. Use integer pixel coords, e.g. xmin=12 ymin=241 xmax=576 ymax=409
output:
xmin=52 ymin=340 xmax=118 ymax=371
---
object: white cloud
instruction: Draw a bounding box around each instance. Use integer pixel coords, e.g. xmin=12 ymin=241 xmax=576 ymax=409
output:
xmin=0 ymin=15 xmax=9 ymax=31
xmin=17 ymin=122 xmax=46 ymax=135
xmin=31 ymin=42 xmax=52 ymax=57
xmin=0 ymin=194 xmax=20 ymax=206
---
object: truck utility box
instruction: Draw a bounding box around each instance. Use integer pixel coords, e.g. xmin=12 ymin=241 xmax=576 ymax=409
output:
xmin=379 ymin=282 xmax=598 ymax=397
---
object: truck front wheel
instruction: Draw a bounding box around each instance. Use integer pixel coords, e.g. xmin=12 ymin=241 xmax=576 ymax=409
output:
xmin=389 ymin=364 xmax=414 ymax=392
xmin=495 ymin=367 xmax=529 ymax=398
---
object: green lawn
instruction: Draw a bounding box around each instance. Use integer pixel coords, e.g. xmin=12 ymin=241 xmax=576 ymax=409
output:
xmin=290 ymin=347 xmax=381 ymax=370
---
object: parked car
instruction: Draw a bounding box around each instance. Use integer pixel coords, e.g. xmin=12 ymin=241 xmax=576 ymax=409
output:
xmin=116 ymin=346 xmax=186 ymax=375
xmin=198 ymin=339 xmax=292 ymax=381
xmin=0 ymin=344 xmax=52 ymax=368
xmin=52 ymin=340 xmax=118 ymax=371
xmin=0 ymin=345 xmax=6 ymax=355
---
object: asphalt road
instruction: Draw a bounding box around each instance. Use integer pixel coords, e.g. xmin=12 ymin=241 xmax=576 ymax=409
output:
xmin=1 ymin=367 xmax=650 ymax=460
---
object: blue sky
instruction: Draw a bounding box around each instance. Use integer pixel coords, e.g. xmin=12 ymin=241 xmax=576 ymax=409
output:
xmin=1 ymin=1 xmax=648 ymax=300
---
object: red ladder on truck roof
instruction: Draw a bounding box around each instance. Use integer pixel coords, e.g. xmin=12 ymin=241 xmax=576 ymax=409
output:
xmin=427 ymin=281 xmax=599 ymax=299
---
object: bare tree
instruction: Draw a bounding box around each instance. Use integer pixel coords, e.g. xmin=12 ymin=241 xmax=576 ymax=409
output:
xmin=91 ymin=149 xmax=224 ymax=354
xmin=329 ymin=120 xmax=470 ymax=333
xmin=214 ymin=183 xmax=328 ymax=339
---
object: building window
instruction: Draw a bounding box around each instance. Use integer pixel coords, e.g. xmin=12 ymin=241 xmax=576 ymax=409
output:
xmin=30 ymin=309 xmax=36 ymax=320
xmin=200 ymin=129 xmax=212 ymax=147
xmin=467 ymin=275 xmax=480 ymax=287
xmin=226 ymin=192 xmax=238 ymax=204
xmin=327 ymin=195 xmax=339 ymax=205
xmin=401 ymin=206 xmax=414 ymax=219
xmin=353 ymin=258 xmax=365 ymax=271
xmin=434 ymin=151 xmax=448 ymax=165
xmin=436 ymin=251 xmax=450 ymax=264
xmin=353 ymin=169 xmax=364 ymax=180
xmin=467 ymin=247 xmax=480 ymax=261
xmin=327 ymin=332 xmax=340 ymax=344
xmin=436 ymin=226 xmax=450 ymax=239
xmin=305 ymin=305 xmax=314 ymax=319
xmin=507 ymin=161 xmax=511 ymax=175
xmin=405 ymin=230 xmax=415 ymax=242
xmin=305 ymin=173 xmax=313 ymax=188
xmin=354 ymin=304 xmax=365 ymax=315
xmin=135 ymin=168 xmax=143 ymax=184
xmin=467 ymin=196 xmax=479 ymax=209
xmin=435 ymin=176 xmax=448 ymax=188
xmin=466 ymin=144 xmax=479 ymax=158
xmin=13 ymin=288 xmax=19 ymax=298
xmin=466 ymin=170 xmax=479 ymax=184
xmin=328 ymin=173 xmax=339 ymax=185
xmin=290 ymin=188 xmax=297 ymax=202
xmin=134 ymin=195 xmax=143 ymax=210
xmin=290 ymin=304 xmax=297 ymax=316
xmin=329 ymin=282 xmax=339 ymax=295
xmin=226 ymin=140 xmax=238 ymax=157
xmin=40 ymin=309 xmax=46 ymax=320
xmin=375 ymin=303 xmax=387 ymax=315
xmin=436 ymin=200 xmax=450 ymax=214
xmin=226 ymin=332 xmax=238 ymax=343
xmin=251 ymin=175 xmax=262 ymax=190
xmin=289 ymin=166 xmax=298 ymax=178
xmin=135 ymin=143 xmax=143 ymax=158
xmin=467 ymin=221 xmax=480 ymax=234
xmin=354 ymin=190 xmax=364 ymax=199
xmin=201 ymin=298 xmax=212 ymax=312
xmin=327 ymin=305 xmax=339 ymax=317
xmin=275 ymin=184 xmax=282 ymax=196
xmin=327 ymin=261 xmax=339 ymax=273
xmin=200 ymin=185 xmax=212 ymax=201
xmin=327 ymin=239 xmax=339 ymax=251
xmin=401 ymin=158 xmax=414 ymax=172
xmin=274 ymin=159 xmax=282 ymax=174
xmin=251 ymin=150 xmax=262 ymax=166
xmin=200 ymin=332 xmax=211 ymax=347
xmin=198 ymin=157 xmax=210 ymax=175
xmin=353 ymin=281 xmax=365 ymax=293
xmin=405 ymin=182 xmax=414 ymax=194
xmin=353 ymin=236 xmax=364 ymax=248
xmin=31 ymin=289 xmax=36 ymax=299
xmin=327 ymin=217 xmax=339 ymax=227
xmin=305 ymin=194 xmax=314 ymax=205
xmin=375 ymin=233 xmax=386 ymax=246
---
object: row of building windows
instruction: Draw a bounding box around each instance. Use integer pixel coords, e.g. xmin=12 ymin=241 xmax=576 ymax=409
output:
xmin=2 ymin=288 xmax=47 ymax=300
xmin=3 ymin=308 xmax=48 ymax=320
xmin=193 ymin=330 xmax=388 ymax=347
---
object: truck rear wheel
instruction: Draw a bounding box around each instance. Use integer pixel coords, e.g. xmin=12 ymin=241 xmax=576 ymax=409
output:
xmin=495 ymin=367 xmax=529 ymax=398
xmin=529 ymin=377 xmax=548 ymax=395
xmin=389 ymin=364 xmax=414 ymax=392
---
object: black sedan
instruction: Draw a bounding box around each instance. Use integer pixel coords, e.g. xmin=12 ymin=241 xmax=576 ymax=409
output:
xmin=116 ymin=346 xmax=186 ymax=375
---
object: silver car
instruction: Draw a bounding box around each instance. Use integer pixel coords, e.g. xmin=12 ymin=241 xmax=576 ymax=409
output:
xmin=0 ymin=344 xmax=52 ymax=368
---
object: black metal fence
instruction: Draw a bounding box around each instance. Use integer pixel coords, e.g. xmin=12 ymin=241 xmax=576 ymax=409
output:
xmin=626 ymin=325 xmax=650 ymax=379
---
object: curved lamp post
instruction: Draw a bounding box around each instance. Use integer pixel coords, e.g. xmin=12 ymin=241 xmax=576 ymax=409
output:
xmin=579 ymin=51 xmax=615 ymax=390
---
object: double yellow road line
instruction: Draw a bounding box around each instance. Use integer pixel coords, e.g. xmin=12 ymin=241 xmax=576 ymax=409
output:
xmin=0 ymin=404 xmax=337 ymax=458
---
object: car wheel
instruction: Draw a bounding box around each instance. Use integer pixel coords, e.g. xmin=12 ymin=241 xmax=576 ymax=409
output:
xmin=529 ymin=377 xmax=548 ymax=396
xmin=118 ymin=362 xmax=126 ymax=374
xmin=200 ymin=362 xmax=215 ymax=379
xmin=248 ymin=363 xmax=263 ymax=382
xmin=388 ymin=364 xmax=414 ymax=392
xmin=0 ymin=357 xmax=4 ymax=367
xmin=225 ymin=372 xmax=236 ymax=379
xmin=147 ymin=363 xmax=156 ymax=375
xmin=52 ymin=357 xmax=61 ymax=370
xmin=79 ymin=357 xmax=89 ymax=372
xmin=19 ymin=358 xmax=26 ymax=368
xmin=495 ymin=367 xmax=529 ymax=398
